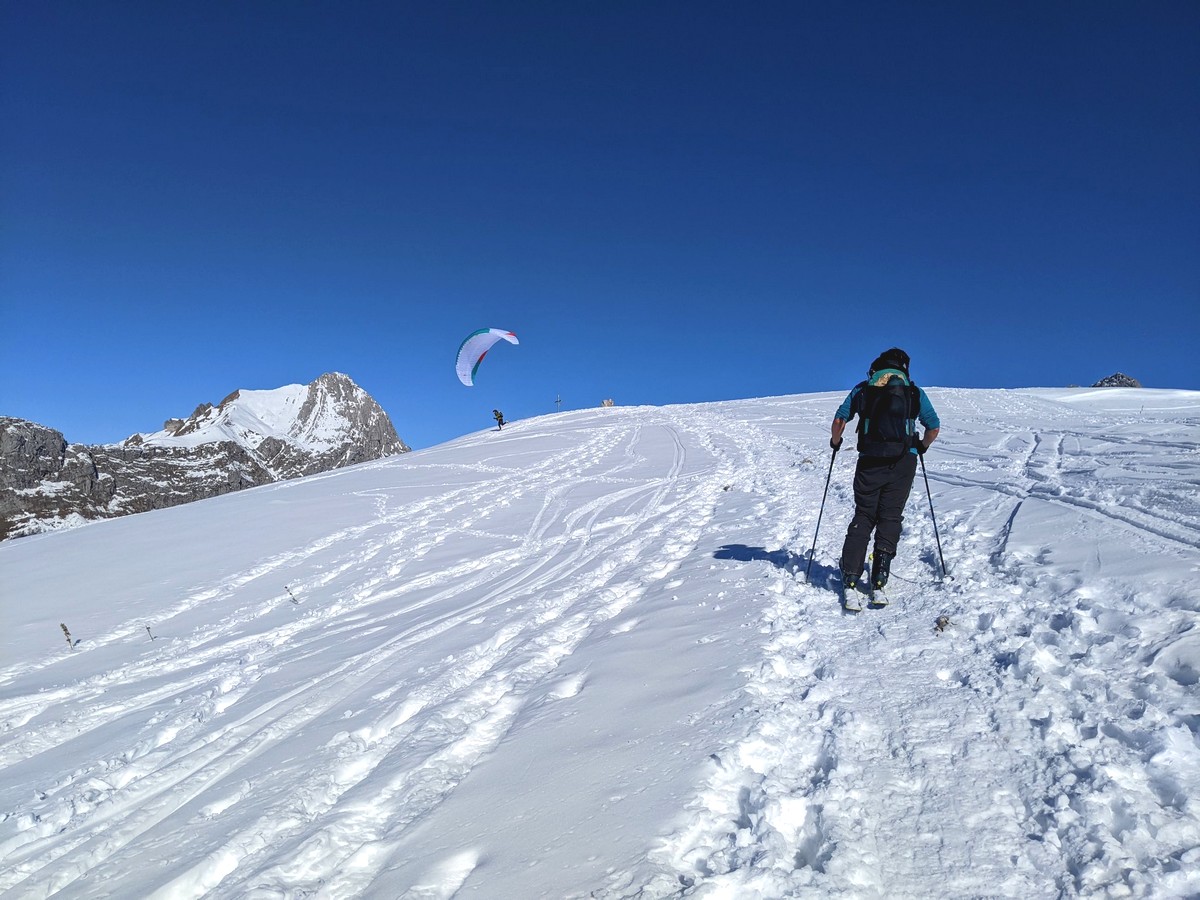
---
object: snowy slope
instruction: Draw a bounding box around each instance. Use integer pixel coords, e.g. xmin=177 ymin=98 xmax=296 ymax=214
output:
xmin=1 ymin=388 xmax=1198 ymax=899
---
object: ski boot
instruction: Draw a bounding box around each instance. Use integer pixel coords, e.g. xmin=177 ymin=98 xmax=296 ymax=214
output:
xmin=841 ymin=569 xmax=863 ymax=611
xmin=870 ymin=550 xmax=893 ymax=591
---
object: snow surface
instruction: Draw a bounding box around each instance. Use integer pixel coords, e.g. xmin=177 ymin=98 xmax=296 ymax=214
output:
xmin=2 ymin=388 xmax=1198 ymax=899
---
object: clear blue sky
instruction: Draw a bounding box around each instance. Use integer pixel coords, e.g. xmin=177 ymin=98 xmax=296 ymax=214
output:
xmin=3 ymin=2 xmax=1197 ymax=449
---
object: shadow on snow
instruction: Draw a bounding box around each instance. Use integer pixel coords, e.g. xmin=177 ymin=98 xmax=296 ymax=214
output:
xmin=713 ymin=545 xmax=841 ymax=589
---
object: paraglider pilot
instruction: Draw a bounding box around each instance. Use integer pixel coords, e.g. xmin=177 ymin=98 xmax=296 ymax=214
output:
xmin=493 ymin=409 xmax=505 ymax=430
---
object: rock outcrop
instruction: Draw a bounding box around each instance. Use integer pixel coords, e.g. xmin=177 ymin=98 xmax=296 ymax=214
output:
xmin=0 ymin=373 xmax=408 ymax=540
xmin=1092 ymin=373 xmax=1143 ymax=388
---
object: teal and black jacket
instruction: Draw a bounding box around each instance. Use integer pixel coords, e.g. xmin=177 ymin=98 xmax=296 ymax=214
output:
xmin=835 ymin=368 xmax=940 ymax=457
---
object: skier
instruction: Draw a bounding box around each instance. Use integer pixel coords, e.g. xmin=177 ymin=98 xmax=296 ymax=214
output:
xmin=493 ymin=409 xmax=505 ymax=430
xmin=830 ymin=348 xmax=940 ymax=591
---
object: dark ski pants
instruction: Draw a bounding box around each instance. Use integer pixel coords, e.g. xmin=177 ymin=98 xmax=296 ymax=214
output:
xmin=840 ymin=452 xmax=918 ymax=577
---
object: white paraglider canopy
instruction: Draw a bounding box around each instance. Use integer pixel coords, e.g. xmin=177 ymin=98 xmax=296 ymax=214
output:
xmin=456 ymin=328 xmax=519 ymax=386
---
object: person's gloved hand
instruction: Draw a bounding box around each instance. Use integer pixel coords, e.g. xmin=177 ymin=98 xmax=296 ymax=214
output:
xmin=916 ymin=440 xmax=927 ymax=455
xmin=830 ymin=437 xmax=843 ymax=450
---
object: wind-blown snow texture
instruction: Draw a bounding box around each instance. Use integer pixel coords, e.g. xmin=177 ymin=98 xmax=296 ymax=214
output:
xmin=2 ymin=388 xmax=1198 ymax=899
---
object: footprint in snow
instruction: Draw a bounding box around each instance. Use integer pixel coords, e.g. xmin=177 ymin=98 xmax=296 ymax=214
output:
xmin=546 ymin=673 xmax=587 ymax=701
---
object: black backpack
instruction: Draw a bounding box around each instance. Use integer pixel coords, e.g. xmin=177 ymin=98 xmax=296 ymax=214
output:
xmin=852 ymin=380 xmax=921 ymax=458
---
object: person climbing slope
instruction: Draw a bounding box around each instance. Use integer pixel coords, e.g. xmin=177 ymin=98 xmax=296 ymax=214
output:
xmin=830 ymin=348 xmax=941 ymax=591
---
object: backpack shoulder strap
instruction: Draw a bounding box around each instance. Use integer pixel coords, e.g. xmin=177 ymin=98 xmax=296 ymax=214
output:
xmin=849 ymin=380 xmax=869 ymax=418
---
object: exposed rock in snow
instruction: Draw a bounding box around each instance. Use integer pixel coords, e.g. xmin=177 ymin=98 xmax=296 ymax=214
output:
xmin=1092 ymin=372 xmax=1143 ymax=387
xmin=0 ymin=373 xmax=408 ymax=540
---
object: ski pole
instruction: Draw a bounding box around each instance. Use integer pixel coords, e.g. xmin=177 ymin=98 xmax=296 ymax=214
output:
xmin=919 ymin=451 xmax=948 ymax=580
xmin=804 ymin=446 xmax=838 ymax=583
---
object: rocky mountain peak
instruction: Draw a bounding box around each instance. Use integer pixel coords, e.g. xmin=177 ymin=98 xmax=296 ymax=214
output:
xmin=0 ymin=373 xmax=409 ymax=540
xmin=133 ymin=373 xmax=407 ymax=465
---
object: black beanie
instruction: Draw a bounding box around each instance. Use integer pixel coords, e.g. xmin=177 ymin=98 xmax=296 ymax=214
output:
xmin=870 ymin=348 xmax=911 ymax=376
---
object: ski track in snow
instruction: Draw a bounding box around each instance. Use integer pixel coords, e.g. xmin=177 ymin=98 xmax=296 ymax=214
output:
xmin=595 ymin=393 xmax=1200 ymax=900
xmin=2 ymin=391 xmax=1199 ymax=899
xmin=0 ymin=409 xmax=750 ymax=897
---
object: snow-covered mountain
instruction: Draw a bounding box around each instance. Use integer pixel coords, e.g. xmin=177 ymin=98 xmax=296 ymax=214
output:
xmin=1 ymin=387 xmax=1197 ymax=898
xmin=0 ymin=373 xmax=408 ymax=540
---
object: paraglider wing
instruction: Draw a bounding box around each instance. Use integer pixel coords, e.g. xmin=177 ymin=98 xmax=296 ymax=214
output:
xmin=456 ymin=328 xmax=519 ymax=386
